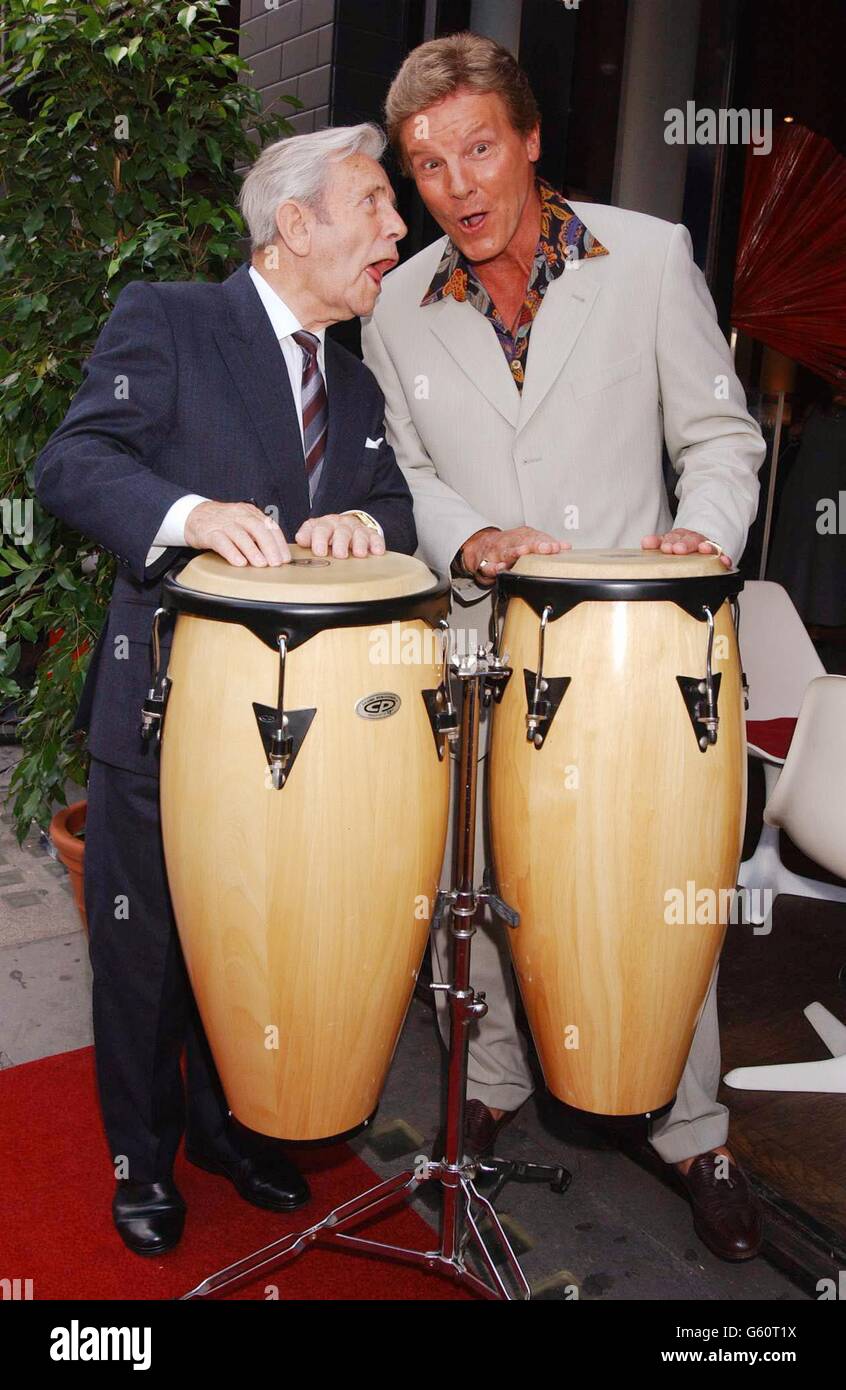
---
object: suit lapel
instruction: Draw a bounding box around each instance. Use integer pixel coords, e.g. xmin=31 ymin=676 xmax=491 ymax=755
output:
xmin=213 ymin=264 xmax=311 ymax=532
xmin=426 ymin=294 xmax=520 ymax=428
xmin=516 ymin=272 xmax=601 ymax=436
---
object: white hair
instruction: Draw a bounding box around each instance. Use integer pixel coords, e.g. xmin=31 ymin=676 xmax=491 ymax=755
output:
xmin=239 ymin=123 xmax=387 ymax=250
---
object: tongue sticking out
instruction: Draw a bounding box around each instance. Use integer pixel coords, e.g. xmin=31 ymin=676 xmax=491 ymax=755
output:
xmin=365 ymin=258 xmax=395 ymax=286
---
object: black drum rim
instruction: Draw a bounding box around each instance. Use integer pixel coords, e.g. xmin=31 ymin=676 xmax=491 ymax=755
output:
xmin=159 ymin=560 xmax=452 ymax=653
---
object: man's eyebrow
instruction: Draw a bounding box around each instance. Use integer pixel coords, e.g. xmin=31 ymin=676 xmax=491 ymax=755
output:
xmin=409 ymin=123 xmax=495 ymax=155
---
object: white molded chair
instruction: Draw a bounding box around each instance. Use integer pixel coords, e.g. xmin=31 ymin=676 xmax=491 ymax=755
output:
xmin=736 ymin=582 xmax=846 ymax=922
xmin=725 ymin=674 xmax=846 ymax=1094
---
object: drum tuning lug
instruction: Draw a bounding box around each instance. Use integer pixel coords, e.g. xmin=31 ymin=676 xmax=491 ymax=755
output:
xmin=523 ymin=669 xmax=570 ymax=749
xmin=482 ymin=658 xmax=513 ymax=706
xmin=140 ymin=607 xmax=173 ymax=743
xmin=421 ymin=687 xmax=459 ymax=759
xmin=140 ymin=676 xmax=171 ymax=743
xmin=478 ymin=874 xmax=521 ymax=927
xmin=523 ymin=606 xmax=569 ymax=747
xmin=676 ymin=675 xmax=722 ymax=751
xmin=677 ymin=605 xmax=721 ymax=752
xmin=431 ymin=889 xmax=456 ymax=929
xmin=253 ymin=703 xmax=316 ymax=788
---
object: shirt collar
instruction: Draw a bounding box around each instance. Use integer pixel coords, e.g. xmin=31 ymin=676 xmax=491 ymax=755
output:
xmin=420 ymin=177 xmax=609 ymax=308
xmin=248 ymin=264 xmax=327 ymax=350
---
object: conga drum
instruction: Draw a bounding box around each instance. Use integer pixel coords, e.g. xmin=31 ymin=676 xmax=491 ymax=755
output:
xmin=488 ymin=549 xmax=746 ymax=1117
xmin=154 ymin=547 xmax=451 ymax=1141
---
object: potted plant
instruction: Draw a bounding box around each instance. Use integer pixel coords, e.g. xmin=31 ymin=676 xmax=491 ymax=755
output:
xmin=0 ymin=0 xmax=298 ymax=918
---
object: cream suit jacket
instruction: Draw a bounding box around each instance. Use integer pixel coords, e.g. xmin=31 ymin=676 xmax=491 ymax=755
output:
xmin=361 ymin=200 xmax=766 ymax=616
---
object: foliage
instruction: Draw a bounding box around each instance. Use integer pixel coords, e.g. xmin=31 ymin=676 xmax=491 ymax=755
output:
xmin=0 ymin=0 xmax=298 ymax=841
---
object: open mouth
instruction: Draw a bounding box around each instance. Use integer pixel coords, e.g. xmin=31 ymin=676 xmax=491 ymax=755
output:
xmin=458 ymin=212 xmax=488 ymax=232
xmin=364 ymin=257 xmax=397 ymax=287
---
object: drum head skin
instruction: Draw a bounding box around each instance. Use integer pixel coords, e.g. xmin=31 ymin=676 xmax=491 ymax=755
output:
xmin=511 ymin=547 xmax=732 ymax=581
xmin=174 ymin=544 xmax=437 ymax=605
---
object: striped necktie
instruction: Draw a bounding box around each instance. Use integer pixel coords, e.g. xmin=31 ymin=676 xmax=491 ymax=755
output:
xmin=292 ymin=329 xmax=327 ymax=501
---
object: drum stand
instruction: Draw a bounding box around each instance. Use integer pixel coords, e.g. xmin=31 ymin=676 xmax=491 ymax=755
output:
xmin=181 ymin=649 xmax=569 ymax=1302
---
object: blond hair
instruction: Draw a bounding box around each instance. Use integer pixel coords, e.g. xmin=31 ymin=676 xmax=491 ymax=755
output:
xmin=385 ymin=32 xmax=540 ymax=174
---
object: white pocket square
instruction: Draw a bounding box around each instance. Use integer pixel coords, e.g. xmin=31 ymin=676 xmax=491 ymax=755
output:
xmin=365 ymin=436 xmax=383 ymax=449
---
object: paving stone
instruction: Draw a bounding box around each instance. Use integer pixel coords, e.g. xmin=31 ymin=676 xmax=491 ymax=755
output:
xmin=366 ymin=1117 xmax=424 ymax=1161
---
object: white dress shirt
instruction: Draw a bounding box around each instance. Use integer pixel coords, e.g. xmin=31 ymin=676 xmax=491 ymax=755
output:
xmin=145 ymin=265 xmax=379 ymax=565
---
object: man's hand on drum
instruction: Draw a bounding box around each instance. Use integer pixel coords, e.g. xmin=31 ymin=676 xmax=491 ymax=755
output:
xmin=641 ymin=528 xmax=733 ymax=569
xmin=185 ymin=500 xmax=291 ymax=567
xmin=296 ymin=515 xmax=386 ymax=558
xmin=460 ymin=526 xmax=570 ymax=586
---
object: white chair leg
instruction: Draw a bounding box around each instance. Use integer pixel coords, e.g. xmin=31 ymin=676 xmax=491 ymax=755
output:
xmin=724 ymin=1002 xmax=846 ymax=1094
xmin=738 ymin=821 xmax=846 ymax=923
xmin=723 ymin=1055 xmax=846 ymax=1094
xmin=805 ymin=1001 xmax=846 ymax=1055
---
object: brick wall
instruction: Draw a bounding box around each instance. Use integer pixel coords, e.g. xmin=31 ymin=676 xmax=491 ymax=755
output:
xmin=238 ymin=0 xmax=336 ymax=138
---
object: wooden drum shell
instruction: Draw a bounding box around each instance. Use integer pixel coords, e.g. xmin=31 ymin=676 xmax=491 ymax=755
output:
xmin=159 ymin=562 xmax=449 ymax=1141
xmin=489 ymin=557 xmax=746 ymax=1117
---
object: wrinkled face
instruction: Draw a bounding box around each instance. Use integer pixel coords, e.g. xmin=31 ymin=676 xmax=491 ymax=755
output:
xmin=295 ymin=153 xmax=406 ymax=319
xmin=400 ymin=88 xmax=540 ymax=263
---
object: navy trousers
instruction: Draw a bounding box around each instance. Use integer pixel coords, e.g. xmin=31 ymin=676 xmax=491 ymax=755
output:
xmin=84 ymin=755 xmax=248 ymax=1183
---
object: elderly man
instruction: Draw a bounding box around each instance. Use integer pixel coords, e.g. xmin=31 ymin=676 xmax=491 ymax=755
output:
xmin=362 ymin=33 xmax=766 ymax=1261
xmin=35 ymin=123 xmax=409 ymax=1255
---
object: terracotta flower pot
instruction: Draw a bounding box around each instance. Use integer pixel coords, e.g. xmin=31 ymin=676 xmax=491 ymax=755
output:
xmin=50 ymin=799 xmax=87 ymax=932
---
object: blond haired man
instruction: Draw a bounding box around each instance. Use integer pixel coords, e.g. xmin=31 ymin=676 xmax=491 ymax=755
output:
xmin=362 ymin=33 xmax=765 ymax=1262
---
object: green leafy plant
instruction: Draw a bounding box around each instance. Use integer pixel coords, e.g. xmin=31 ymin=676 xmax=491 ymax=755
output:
xmin=0 ymin=0 xmax=298 ymax=842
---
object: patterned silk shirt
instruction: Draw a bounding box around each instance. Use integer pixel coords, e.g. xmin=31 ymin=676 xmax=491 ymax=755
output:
xmin=420 ymin=177 xmax=609 ymax=392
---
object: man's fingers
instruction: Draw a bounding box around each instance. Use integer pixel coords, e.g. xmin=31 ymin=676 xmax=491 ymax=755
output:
xmin=242 ymin=514 xmax=290 ymax=564
xmin=643 ymin=531 xmax=730 ymax=564
xmin=350 ymin=527 xmax=372 ymax=558
xmin=208 ymin=532 xmax=249 ymax=567
xmin=331 ymin=526 xmax=353 ymax=558
xmin=229 ymin=524 xmax=271 ymax=566
xmin=307 ymin=522 xmax=334 ymax=557
xmin=191 ymin=502 xmax=291 ymax=566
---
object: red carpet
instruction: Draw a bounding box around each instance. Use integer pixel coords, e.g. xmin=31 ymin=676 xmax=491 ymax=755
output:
xmin=0 ymin=1047 xmax=468 ymax=1300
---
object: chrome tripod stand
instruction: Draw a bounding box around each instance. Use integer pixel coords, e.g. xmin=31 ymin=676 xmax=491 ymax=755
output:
xmin=181 ymin=646 xmax=569 ymax=1302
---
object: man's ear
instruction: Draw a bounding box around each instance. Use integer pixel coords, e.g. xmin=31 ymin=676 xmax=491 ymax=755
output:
xmin=526 ymin=122 xmax=541 ymax=164
xmin=275 ymin=200 xmax=312 ymax=258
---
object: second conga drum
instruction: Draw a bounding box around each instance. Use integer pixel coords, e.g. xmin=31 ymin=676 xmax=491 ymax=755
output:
xmin=157 ymin=547 xmax=451 ymax=1141
xmin=489 ymin=549 xmax=746 ymax=1118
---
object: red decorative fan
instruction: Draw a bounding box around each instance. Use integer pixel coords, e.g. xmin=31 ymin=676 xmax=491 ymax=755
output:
xmin=732 ymin=124 xmax=846 ymax=387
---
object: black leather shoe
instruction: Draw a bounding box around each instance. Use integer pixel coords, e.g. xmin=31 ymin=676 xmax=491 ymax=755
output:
xmin=185 ymin=1147 xmax=310 ymax=1212
xmin=112 ymin=1180 xmax=186 ymax=1257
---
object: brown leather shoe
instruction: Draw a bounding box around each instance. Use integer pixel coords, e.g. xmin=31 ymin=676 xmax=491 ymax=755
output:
xmin=432 ymin=1100 xmax=518 ymax=1162
xmin=676 ymin=1151 xmax=763 ymax=1261
xmin=462 ymin=1100 xmax=517 ymax=1159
